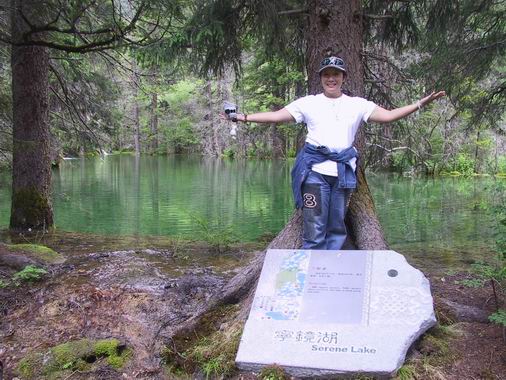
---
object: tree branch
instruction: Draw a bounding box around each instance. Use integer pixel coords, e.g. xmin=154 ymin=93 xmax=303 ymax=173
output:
xmin=362 ymin=14 xmax=394 ymax=20
xmin=465 ymin=38 xmax=506 ymax=54
xmin=9 ymin=0 xmax=152 ymax=53
xmin=278 ymin=8 xmax=307 ymax=16
xmin=48 ymin=65 xmax=101 ymax=144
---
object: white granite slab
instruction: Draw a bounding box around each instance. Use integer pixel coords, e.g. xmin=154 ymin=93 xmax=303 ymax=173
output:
xmin=236 ymin=249 xmax=436 ymax=378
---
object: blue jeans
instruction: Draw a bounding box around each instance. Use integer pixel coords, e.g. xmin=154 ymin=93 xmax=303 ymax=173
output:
xmin=301 ymin=171 xmax=352 ymax=250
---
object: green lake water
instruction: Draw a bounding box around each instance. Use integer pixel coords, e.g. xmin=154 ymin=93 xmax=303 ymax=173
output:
xmin=0 ymin=155 xmax=503 ymax=270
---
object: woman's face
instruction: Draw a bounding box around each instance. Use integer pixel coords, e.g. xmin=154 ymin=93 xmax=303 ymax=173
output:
xmin=320 ymin=68 xmax=345 ymax=97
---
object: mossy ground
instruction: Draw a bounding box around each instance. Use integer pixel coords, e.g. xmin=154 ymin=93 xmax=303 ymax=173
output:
xmin=15 ymin=338 xmax=131 ymax=379
xmin=6 ymin=243 xmax=64 ymax=264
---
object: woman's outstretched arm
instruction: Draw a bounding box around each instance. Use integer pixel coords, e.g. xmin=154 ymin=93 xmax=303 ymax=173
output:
xmin=225 ymin=108 xmax=296 ymax=124
xmin=368 ymin=91 xmax=446 ymax=123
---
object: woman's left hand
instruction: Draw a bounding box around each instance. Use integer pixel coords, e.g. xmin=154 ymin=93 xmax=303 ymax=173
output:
xmin=420 ymin=91 xmax=446 ymax=107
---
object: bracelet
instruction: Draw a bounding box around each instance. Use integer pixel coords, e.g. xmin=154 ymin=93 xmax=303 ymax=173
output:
xmin=244 ymin=114 xmax=248 ymax=122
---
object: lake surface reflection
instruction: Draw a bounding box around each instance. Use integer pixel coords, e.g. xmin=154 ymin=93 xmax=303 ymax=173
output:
xmin=0 ymin=155 xmax=503 ymax=270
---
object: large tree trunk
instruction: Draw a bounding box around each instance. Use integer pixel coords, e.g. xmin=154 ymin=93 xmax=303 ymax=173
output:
xmin=9 ymin=0 xmax=54 ymax=231
xmin=306 ymin=0 xmax=388 ymax=250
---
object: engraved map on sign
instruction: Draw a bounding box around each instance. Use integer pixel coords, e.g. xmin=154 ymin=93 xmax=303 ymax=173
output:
xmin=252 ymin=250 xmax=310 ymax=320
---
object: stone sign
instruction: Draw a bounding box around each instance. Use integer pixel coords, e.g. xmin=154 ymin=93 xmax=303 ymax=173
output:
xmin=235 ymin=249 xmax=436 ymax=377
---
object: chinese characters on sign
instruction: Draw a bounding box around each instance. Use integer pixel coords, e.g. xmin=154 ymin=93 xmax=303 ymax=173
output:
xmin=274 ymin=330 xmax=339 ymax=344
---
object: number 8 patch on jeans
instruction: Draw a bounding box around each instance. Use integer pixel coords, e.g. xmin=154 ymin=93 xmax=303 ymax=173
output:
xmin=302 ymin=184 xmax=322 ymax=215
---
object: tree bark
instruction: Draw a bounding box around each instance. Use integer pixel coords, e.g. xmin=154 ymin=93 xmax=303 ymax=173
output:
xmin=131 ymin=66 xmax=141 ymax=156
xmin=9 ymin=0 xmax=54 ymax=231
xmin=306 ymin=0 xmax=388 ymax=249
xmin=205 ymin=80 xmax=222 ymax=156
xmin=270 ymin=86 xmax=286 ymax=158
xmin=269 ymin=124 xmax=285 ymax=158
xmin=474 ymin=129 xmax=481 ymax=173
xmin=150 ymin=92 xmax=159 ymax=154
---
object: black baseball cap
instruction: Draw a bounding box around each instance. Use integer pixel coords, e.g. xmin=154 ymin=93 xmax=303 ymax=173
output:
xmin=318 ymin=56 xmax=346 ymax=74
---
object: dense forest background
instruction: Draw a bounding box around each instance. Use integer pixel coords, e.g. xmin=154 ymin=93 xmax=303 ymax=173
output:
xmin=0 ymin=0 xmax=505 ymax=177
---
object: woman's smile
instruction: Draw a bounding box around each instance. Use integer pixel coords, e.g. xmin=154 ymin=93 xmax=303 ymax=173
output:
xmin=321 ymin=68 xmax=344 ymax=98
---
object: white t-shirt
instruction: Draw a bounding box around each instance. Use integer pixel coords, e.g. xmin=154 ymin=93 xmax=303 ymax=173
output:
xmin=285 ymin=93 xmax=376 ymax=176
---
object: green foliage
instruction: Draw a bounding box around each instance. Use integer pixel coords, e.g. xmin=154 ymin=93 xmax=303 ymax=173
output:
xmin=457 ymin=277 xmax=485 ymax=288
xmin=12 ymin=265 xmax=47 ymax=284
xmin=160 ymin=80 xmax=198 ymax=105
xmin=158 ymin=79 xmax=204 ymax=153
xmin=462 ymin=182 xmax=506 ymax=330
xmin=390 ymin=150 xmax=413 ymax=173
xmin=186 ymin=326 xmax=242 ymax=379
xmin=412 ymin=1 xmax=506 ymax=131
xmin=394 ymin=364 xmax=416 ymax=380
xmin=92 ymin=338 xmax=131 ymax=369
xmin=0 ymin=279 xmax=7 ymax=288
xmin=191 ymin=214 xmax=239 ymax=253
xmin=164 ymin=117 xmax=199 ymax=152
xmin=469 ymin=262 xmax=506 ymax=284
xmin=416 ymin=325 xmax=459 ymax=369
xmin=237 ymin=51 xmax=304 ymax=158
xmin=185 ymin=1 xmax=304 ymax=78
xmin=489 ymin=309 xmax=506 ymax=327
xmin=364 ymin=1 xmax=506 ymax=175
xmin=50 ymin=52 xmax=124 ymax=156
xmin=240 ymin=55 xmax=304 ymax=112
xmin=106 ymin=349 xmax=132 ymax=369
xmin=246 ymin=145 xmax=258 ymax=157
xmin=7 ymin=1 xmax=184 ymax=53
xmin=497 ymin=156 xmax=506 ymax=174
xmin=452 ymin=153 xmax=475 ymax=176
xmin=286 ymin=149 xmax=296 ymax=158
xmin=168 ymin=234 xmax=188 ymax=259
xmin=201 ymin=355 xmax=228 ymax=378
xmin=222 ymin=147 xmax=236 ymax=158
xmin=259 ymin=365 xmax=289 ymax=380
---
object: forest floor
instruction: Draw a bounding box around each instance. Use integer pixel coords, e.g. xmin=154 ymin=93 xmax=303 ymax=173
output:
xmin=0 ymin=232 xmax=505 ymax=380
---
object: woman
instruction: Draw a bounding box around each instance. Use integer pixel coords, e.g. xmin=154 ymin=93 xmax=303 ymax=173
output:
xmin=226 ymin=56 xmax=445 ymax=250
